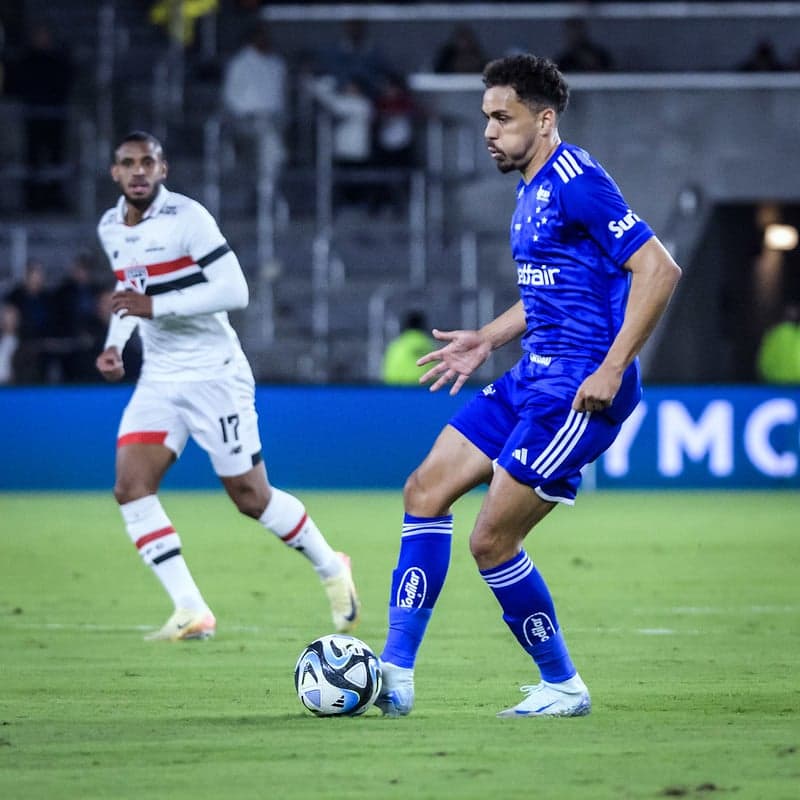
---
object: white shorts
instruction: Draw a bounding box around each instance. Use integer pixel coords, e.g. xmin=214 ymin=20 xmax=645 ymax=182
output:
xmin=117 ymin=363 xmax=262 ymax=477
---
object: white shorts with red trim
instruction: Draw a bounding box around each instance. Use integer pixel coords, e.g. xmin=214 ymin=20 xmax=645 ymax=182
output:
xmin=117 ymin=365 xmax=262 ymax=477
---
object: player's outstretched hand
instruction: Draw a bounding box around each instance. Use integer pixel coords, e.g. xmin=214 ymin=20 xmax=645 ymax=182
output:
xmin=110 ymin=290 xmax=153 ymax=319
xmin=417 ymin=328 xmax=492 ymax=395
xmin=96 ymin=346 xmax=125 ymax=382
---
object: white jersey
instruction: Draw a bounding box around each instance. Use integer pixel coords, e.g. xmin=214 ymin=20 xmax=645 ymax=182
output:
xmin=98 ymin=185 xmax=251 ymax=382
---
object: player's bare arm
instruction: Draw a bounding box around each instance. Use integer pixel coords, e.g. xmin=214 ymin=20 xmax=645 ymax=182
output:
xmin=573 ymin=237 xmax=682 ymax=412
xmin=419 ymin=301 xmax=526 ymax=395
xmin=96 ymin=346 xmax=125 ymax=382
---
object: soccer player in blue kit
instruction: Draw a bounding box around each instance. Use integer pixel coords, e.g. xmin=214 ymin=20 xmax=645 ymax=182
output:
xmin=375 ymin=54 xmax=682 ymax=718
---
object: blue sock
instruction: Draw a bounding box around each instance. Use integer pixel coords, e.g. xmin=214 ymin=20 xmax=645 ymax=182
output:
xmin=481 ymin=549 xmax=576 ymax=683
xmin=380 ymin=513 xmax=452 ymax=669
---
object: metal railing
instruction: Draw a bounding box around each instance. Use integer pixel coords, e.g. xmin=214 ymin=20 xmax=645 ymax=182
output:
xmin=366 ymin=283 xmax=496 ymax=382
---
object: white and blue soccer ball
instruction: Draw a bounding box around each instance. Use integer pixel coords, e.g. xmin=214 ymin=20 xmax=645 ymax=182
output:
xmin=294 ymin=634 xmax=382 ymax=716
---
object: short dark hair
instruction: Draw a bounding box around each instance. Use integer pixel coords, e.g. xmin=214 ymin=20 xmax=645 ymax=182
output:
xmin=115 ymin=130 xmax=165 ymax=159
xmin=482 ymin=54 xmax=569 ymax=116
xmin=403 ymin=309 xmax=427 ymax=330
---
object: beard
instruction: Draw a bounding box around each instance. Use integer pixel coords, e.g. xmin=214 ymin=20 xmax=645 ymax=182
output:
xmin=493 ymin=158 xmax=515 ymax=174
xmin=124 ymin=182 xmax=161 ymax=210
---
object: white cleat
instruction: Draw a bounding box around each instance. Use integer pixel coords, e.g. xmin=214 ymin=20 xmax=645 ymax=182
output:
xmin=375 ymin=661 xmax=415 ymax=717
xmin=497 ymin=673 xmax=591 ymax=718
xmin=144 ymin=608 xmax=217 ymax=641
xmin=323 ymin=552 xmax=361 ymax=633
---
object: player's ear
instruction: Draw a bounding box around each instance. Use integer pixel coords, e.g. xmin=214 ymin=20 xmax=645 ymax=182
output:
xmin=110 ymin=163 xmax=120 ymax=183
xmin=161 ymin=159 xmax=169 ymax=179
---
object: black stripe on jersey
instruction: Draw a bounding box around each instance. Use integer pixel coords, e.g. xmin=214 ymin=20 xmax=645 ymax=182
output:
xmin=251 ymin=450 xmax=263 ymax=467
xmin=146 ymin=272 xmax=207 ymax=295
xmin=197 ymin=243 xmax=231 ymax=268
xmin=152 ymin=547 xmax=181 ymax=565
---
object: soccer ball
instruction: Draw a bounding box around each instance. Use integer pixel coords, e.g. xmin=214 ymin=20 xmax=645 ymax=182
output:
xmin=294 ymin=634 xmax=382 ymax=716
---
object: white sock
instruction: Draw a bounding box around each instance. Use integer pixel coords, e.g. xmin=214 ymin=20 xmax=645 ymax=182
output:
xmin=258 ymin=488 xmax=342 ymax=578
xmin=119 ymin=495 xmax=208 ymax=613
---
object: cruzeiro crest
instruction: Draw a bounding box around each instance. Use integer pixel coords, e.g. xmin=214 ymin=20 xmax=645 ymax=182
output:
xmin=123 ymin=266 xmax=148 ymax=293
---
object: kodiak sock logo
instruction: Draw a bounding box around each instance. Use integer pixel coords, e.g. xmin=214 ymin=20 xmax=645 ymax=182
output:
xmin=396 ymin=567 xmax=427 ymax=610
xmin=523 ymin=612 xmax=556 ymax=646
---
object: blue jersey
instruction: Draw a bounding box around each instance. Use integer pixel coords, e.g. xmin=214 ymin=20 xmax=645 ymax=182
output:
xmin=510 ymin=142 xmax=653 ymax=362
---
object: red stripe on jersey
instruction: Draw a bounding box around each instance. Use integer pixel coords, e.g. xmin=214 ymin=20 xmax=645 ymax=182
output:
xmin=114 ymin=255 xmax=194 ymax=281
xmin=281 ymin=513 xmax=308 ymax=542
xmin=117 ymin=431 xmax=168 ymax=448
xmin=135 ymin=526 xmax=176 ymax=550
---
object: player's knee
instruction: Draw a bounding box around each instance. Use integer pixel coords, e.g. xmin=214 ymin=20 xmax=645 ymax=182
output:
xmin=403 ymin=469 xmax=442 ymax=516
xmin=468 ymin=524 xmax=510 ymax=568
xmin=402 ymin=471 xmax=421 ymax=507
xmin=468 ymin=528 xmax=491 ymax=563
xmin=232 ymin=483 xmax=270 ymax=519
xmin=113 ymin=481 xmax=153 ymax=506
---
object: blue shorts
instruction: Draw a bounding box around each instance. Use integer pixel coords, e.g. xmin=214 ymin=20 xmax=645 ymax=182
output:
xmin=449 ymin=354 xmax=641 ymax=504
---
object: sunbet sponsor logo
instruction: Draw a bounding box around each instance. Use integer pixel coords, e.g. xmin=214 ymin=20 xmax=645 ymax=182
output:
xmin=523 ymin=612 xmax=556 ymax=645
xmin=608 ymin=209 xmax=641 ymax=239
xmin=396 ymin=568 xmax=427 ymax=610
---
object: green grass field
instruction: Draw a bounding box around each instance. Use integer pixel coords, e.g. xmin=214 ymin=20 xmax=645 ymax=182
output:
xmin=1 ymin=490 xmax=798 ymax=800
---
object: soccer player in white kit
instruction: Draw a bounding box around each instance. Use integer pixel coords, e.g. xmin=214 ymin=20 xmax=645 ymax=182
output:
xmin=95 ymin=131 xmax=360 ymax=641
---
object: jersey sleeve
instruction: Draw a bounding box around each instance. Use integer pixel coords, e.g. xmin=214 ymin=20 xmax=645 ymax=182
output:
xmin=104 ymin=310 xmax=139 ymax=351
xmin=184 ymin=200 xmax=229 ymax=264
xmin=150 ymin=200 xmax=249 ymax=318
xmin=560 ymin=165 xmax=653 ymax=267
xmin=96 ymin=213 xmax=140 ymax=350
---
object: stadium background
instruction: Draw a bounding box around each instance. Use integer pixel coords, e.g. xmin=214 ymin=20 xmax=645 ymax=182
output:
xmin=1 ymin=8 xmax=798 ymax=800
xmin=1 ymin=0 xmax=800 ymax=490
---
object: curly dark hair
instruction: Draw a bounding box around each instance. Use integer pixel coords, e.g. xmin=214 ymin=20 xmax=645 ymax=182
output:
xmin=482 ymin=54 xmax=569 ymax=115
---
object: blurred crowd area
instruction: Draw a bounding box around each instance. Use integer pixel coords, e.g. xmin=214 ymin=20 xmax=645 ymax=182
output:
xmin=1 ymin=1 xmax=800 ymax=385
xmin=0 ymin=253 xmax=141 ymax=385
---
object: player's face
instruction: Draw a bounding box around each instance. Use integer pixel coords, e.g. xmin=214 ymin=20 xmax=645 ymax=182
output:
xmin=111 ymin=140 xmax=168 ymax=209
xmin=482 ymin=86 xmax=544 ymax=178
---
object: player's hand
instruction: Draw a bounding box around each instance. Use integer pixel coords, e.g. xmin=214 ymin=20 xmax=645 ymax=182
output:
xmin=96 ymin=346 xmax=125 ymax=382
xmin=110 ymin=290 xmax=153 ymax=319
xmin=572 ymin=364 xmax=622 ymax=413
xmin=417 ymin=328 xmax=492 ymax=395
